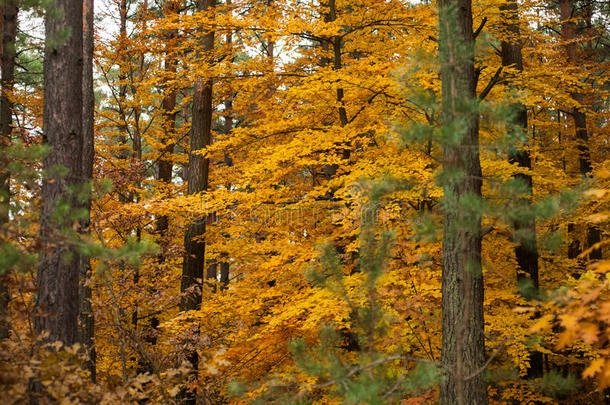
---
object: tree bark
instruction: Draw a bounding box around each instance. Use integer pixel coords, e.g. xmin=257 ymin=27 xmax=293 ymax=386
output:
xmin=500 ymin=0 xmax=543 ymax=378
xmin=133 ymin=0 xmax=181 ymax=376
xmin=35 ymin=0 xmax=84 ymax=346
xmin=180 ymin=0 xmax=215 ymax=400
xmin=117 ymin=0 xmax=129 ymax=175
xmin=181 ymin=0 xmax=215 ymax=311
xmin=0 ymin=0 xmax=17 ymax=341
xmin=219 ymin=4 xmax=233 ymax=290
xmin=78 ymin=0 xmax=96 ymax=381
xmin=559 ymin=0 xmax=601 ymax=262
xmin=155 ymin=21 xmax=178 ymax=251
xmin=156 ymin=0 xmax=179 ymax=245
xmin=320 ymin=0 xmax=348 ymax=182
xmin=438 ymin=0 xmax=487 ymax=402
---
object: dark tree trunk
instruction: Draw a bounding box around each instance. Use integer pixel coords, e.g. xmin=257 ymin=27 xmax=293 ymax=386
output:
xmin=117 ymin=0 xmax=129 ymax=174
xmin=500 ymin=0 xmax=543 ymax=378
xmin=35 ymin=0 xmax=84 ymax=346
xmin=180 ymin=0 xmax=215 ymax=400
xmin=560 ymin=0 xmax=601 ymax=262
xmin=134 ymin=0 xmax=181 ymax=377
xmin=78 ymin=0 xmax=96 ymax=381
xmin=438 ymin=0 xmax=487 ymax=402
xmin=156 ymin=0 xmax=179 ymax=247
xmin=320 ymin=0 xmax=348 ymax=182
xmin=155 ymin=44 xmax=177 ymax=243
xmin=181 ymin=0 xmax=215 ymax=311
xmin=0 ymin=0 xmax=17 ymax=341
xmin=219 ymin=11 xmax=233 ymax=290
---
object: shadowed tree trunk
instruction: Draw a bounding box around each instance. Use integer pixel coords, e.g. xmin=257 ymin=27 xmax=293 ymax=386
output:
xmin=438 ymin=0 xmax=487 ymax=402
xmin=118 ymin=0 xmax=128 ymax=168
xmin=78 ymin=0 xmax=96 ymax=381
xmin=35 ymin=0 xmax=84 ymax=346
xmin=560 ymin=0 xmax=601 ymax=264
xmin=0 ymin=0 xmax=17 ymax=341
xmin=500 ymin=0 xmax=543 ymax=378
xmin=180 ymin=0 xmax=215 ymax=401
xmin=155 ymin=0 xmax=179 ymax=255
xmin=320 ymin=0 xmax=348 ymax=182
xmin=181 ymin=0 xmax=215 ymax=316
xmin=134 ymin=0 xmax=181 ymax=376
xmin=219 ymin=3 xmax=233 ymax=290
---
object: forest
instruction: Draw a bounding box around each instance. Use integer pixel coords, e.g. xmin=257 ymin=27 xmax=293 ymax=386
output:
xmin=0 ymin=0 xmax=609 ymax=403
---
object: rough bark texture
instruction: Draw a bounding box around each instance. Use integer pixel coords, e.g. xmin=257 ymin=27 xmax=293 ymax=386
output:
xmin=181 ymin=0 xmax=215 ymax=311
xmin=559 ymin=0 xmax=602 ymax=263
xmin=135 ymin=0 xmax=181 ymax=376
xmin=0 ymin=0 xmax=17 ymax=341
xmin=35 ymin=0 xmax=84 ymax=346
xmin=78 ymin=0 xmax=96 ymax=380
xmin=320 ymin=0 xmax=348 ymax=182
xmin=155 ymin=17 xmax=177 ymax=243
xmin=180 ymin=1 xmax=215 ymax=401
xmin=500 ymin=0 xmax=543 ymax=378
xmin=218 ymin=8 xmax=233 ymax=291
xmin=117 ymin=0 xmax=129 ymax=172
xmin=155 ymin=0 xmax=179 ymax=238
xmin=438 ymin=0 xmax=488 ymax=403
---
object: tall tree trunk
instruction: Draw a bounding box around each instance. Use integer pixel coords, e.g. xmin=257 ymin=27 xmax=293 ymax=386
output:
xmin=117 ymin=0 xmax=130 ymax=177
xmin=438 ymin=0 xmax=487 ymax=402
xmin=500 ymin=0 xmax=543 ymax=378
xmin=320 ymin=0 xmax=348 ymax=182
xmin=136 ymin=0 xmax=181 ymax=376
xmin=35 ymin=0 xmax=84 ymax=346
xmin=181 ymin=0 xmax=215 ymax=312
xmin=328 ymin=0 xmax=348 ymax=129
xmin=559 ymin=0 xmax=601 ymax=262
xmin=155 ymin=0 xmax=179 ymax=254
xmin=0 ymin=0 xmax=17 ymax=341
xmin=180 ymin=0 xmax=215 ymax=400
xmin=219 ymin=0 xmax=233 ymax=290
xmin=78 ymin=0 xmax=96 ymax=381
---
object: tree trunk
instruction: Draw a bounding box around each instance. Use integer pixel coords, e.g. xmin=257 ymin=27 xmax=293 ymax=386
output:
xmin=500 ymin=0 xmax=543 ymax=378
xmin=559 ymin=0 xmax=601 ymax=262
xmin=438 ymin=0 xmax=487 ymax=402
xmin=181 ymin=0 xmax=215 ymax=311
xmin=35 ymin=0 xmax=84 ymax=346
xmin=320 ymin=0 xmax=348 ymax=182
xmin=155 ymin=0 xmax=179 ymax=233
xmin=180 ymin=0 xmax=215 ymax=400
xmin=219 ymin=6 xmax=233 ymax=290
xmin=0 ymin=0 xmax=17 ymax=341
xmin=117 ymin=0 xmax=129 ymax=174
xmin=78 ymin=0 xmax=96 ymax=380
xmin=134 ymin=0 xmax=181 ymax=376
xmin=155 ymin=37 xmax=177 ymax=252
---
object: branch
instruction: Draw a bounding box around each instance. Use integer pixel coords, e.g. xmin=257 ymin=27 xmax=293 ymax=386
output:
xmin=464 ymin=336 xmax=513 ymax=381
xmin=473 ymin=17 xmax=488 ymax=39
xmin=478 ymin=67 xmax=503 ymax=100
xmin=480 ymin=225 xmax=494 ymax=237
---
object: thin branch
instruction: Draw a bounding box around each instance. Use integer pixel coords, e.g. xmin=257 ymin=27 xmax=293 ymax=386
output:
xmin=473 ymin=17 xmax=487 ymax=39
xmin=478 ymin=67 xmax=503 ymax=100
xmin=464 ymin=336 xmax=513 ymax=381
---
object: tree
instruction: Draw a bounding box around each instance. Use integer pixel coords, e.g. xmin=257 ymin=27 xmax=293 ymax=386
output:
xmin=499 ymin=0 xmax=543 ymax=378
xmin=35 ymin=0 xmax=84 ymax=345
xmin=0 ymin=0 xmax=18 ymax=341
xmin=181 ymin=0 xmax=216 ymax=313
xmin=180 ymin=0 xmax=216 ymax=400
xmin=559 ymin=0 xmax=602 ymax=264
xmin=438 ymin=0 xmax=487 ymax=402
xmin=155 ymin=0 xmax=180 ymax=261
xmin=78 ymin=0 xmax=96 ymax=380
